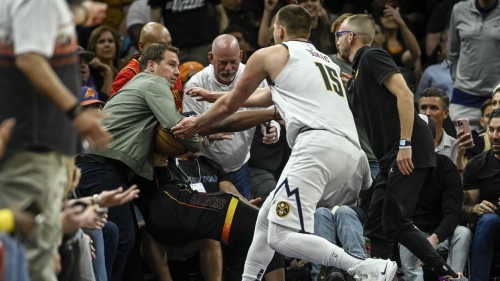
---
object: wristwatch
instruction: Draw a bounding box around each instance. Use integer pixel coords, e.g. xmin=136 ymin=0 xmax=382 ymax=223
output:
xmin=399 ymin=139 xmax=411 ymax=147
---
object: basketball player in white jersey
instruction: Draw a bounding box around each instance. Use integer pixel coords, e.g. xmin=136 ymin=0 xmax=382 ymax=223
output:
xmin=172 ymin=4 xmax=398 ymax=281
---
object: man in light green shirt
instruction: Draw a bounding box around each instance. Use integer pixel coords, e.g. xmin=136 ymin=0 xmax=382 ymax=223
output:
xmin=76 ymin=43 xmax=201 ymax=280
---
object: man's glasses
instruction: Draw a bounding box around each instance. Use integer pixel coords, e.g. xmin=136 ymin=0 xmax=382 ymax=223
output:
xmin=335 ymin=30 xmax=357 ymax=39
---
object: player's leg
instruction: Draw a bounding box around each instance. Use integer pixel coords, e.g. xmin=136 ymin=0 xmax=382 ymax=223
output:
xmin=245 ymin=131 xmax=397 ymax=280
xmin=242 ymin=196 xmax=279 ymax=281
xmin=383 ymin=168 xmax=462 ymax=278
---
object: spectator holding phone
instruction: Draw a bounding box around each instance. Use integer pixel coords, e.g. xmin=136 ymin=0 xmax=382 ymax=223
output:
xmin=456 ymin=84 xmax=500 ymax=172
xmin=462 ymin=108 xmax=500 ymax=281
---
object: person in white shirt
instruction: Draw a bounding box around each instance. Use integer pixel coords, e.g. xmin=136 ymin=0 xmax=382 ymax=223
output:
xmin=183 ymin=34 xmax=279 ymax=200
xmin=419 ymin=87 xmax=457 ymax=161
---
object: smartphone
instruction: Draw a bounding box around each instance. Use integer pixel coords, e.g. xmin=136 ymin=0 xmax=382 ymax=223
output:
xmin=457 ymin=118 xmax=472 ymax=140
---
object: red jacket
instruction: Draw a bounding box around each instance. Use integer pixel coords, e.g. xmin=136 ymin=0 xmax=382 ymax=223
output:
xmin=111 ymin=54 xmax=184 ymax=111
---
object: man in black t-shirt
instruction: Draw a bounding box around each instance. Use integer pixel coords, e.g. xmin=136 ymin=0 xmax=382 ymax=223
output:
xmin=338 ymin=14 xmax=465 ymax=280
xmin=149 ymin=0 xmax=228 ymax=65
xmin=462 ymin=108 xmax=500 ymax=281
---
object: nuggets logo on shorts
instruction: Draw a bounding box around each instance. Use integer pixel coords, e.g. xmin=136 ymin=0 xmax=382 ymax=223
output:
xmin=276 ymin=201 xmax=290 ymax=217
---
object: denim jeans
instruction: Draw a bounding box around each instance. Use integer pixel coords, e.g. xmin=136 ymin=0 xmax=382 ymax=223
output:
xmin=85 ymin=221 xmax=119 ymax=281
xmin=0 ymin=233 xmax=29 ymax=281
xmin=77 ymin=161 xmax=135 ymax=281
xmin=470 ymin=213 xmax=500 ymax=281
xmin=228 ymin=162 xmax=251 ymax=200
xmin=399 ymin=226 xmax=472 ymax=281
xmin=311 ymin=206 xmax=367 ymax=281
xmin=369 ymin=161 xmax=380 ymax=179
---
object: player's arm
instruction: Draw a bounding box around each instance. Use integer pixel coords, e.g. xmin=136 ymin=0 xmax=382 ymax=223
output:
xmin=146 ymin=80 xmax=202 ymax=153
xmin=219 ymin=181 xmax=260 ymax=209
xmin=383 ymin=72 xmax=415 ymax=175
xmin=174 ymin=49 xmax=270 ymax=137
xmin=185 ymin=87 xmax=272 ymax=107
xmin=199 ymin=108 xmax=277 ymax=135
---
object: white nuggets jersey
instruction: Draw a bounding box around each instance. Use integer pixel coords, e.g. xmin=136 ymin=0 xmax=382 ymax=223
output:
xmin=270 ymin=41 xmax=360 ymax=149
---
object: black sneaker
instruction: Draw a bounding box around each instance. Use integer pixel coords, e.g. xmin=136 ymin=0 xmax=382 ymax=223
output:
xmin=325 ymin=267 xmax=345 ymax=281
xmin=439 ymin=273 xmax=468 ymax=281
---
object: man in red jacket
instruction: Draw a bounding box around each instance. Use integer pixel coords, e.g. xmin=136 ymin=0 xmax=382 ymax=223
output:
xmin=111 ymin=22 xmax=184 ymax=111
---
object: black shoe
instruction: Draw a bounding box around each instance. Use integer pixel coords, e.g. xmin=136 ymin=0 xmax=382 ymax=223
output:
xmin=340 ymin=268 xmax=356 ymax=281
xmin=325 ymin=267 xmax=345 ymax=281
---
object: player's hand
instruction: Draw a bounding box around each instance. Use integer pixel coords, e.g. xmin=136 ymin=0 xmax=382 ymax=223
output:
xmin=172 ymin=117 xmax=200 ymax=139
xmin=154 ymin=153 xmax=168 ymax=167
xmin=0 ymin=118 xmax=15 ymax=159
xmin=396 ymin=148 xmax=414 ymax=175
xmin=210 ymin=133 xmax=234 ymax=141
xmin=264 ymin=0 xmax=278 ymax=12
xmin=473 ymin=200 xmax=497 ymax=216
xmin=341 ymin=72 xmax=352 ymax=90
xmin=98 ymin=185 xmax=140 ymax=208
xmin=73 ymin=109 xmax=112 ymax=148
xmin=263 ymin=126 xmax=277 ymax=144
xmin=249 ymin=197 xmax=262 ymax=207
xmin=186 ymin=87 xmax=220 ymax=103
xmin=383 ymin=5 xmax=405 ymax=27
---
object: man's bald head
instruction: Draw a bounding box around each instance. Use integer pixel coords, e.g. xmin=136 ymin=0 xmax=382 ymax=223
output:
xmin=138 ymin=22 xmax=172 ymax=53
xmin=211 ymin=34 xmax=240 ymax=56
xmin=209 ymin=34 xmax=242 ymax=85
xmin=343 ymin=14 xmax=375 ymax=45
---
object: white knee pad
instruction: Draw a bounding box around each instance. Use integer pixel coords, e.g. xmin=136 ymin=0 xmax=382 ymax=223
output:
xmin=267 ymin=221 xmax=297 ymax=255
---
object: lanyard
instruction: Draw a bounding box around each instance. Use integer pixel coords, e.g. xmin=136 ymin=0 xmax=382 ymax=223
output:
xmin=176 ymin=158 xmax=202 ymax=184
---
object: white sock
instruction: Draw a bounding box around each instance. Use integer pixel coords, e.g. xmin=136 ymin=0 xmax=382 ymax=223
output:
xmin=242 ymin=260 xmax=267 ymax=281
xmin=269 ymin=222 xmax=364 ymax=270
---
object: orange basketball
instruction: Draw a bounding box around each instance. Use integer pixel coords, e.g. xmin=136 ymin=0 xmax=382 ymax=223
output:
xmin=154 ymin=124 xmax=187 ymax=157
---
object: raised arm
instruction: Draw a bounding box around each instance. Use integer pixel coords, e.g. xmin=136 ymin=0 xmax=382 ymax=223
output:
xmin=258 ymin=0 xmax=278 ymax=47
xmin=385 ymin=6 xmax=421 ymax=69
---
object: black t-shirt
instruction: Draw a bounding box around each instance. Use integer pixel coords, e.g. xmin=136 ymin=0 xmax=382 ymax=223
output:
xmin=347 ymin=46 xmax=435 ymax=172
xmin=148 ymin=0 xmax=221 ymax=48
xmin=248 ymin=125 xmax=288 ymax=173
xmin=177 ymin=155 xmax=231 ymax=193
xmin=412 ymin=154 xmax=463 ymax=242
xmin=463 ymin=149 xmax=500 ymax=214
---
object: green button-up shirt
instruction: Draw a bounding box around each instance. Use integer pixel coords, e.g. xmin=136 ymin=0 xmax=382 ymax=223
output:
xmin=91 ymin=72 xmax=202 ymax=180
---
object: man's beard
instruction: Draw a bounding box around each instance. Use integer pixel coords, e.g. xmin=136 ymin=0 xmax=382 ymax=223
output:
xmin=217 ymin=71 xmax=236 ymax=83
xmin=492 ymin=140 xmax=500 ymax=154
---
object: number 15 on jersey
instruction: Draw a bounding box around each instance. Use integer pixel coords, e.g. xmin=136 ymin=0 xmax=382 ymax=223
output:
xmin=315 ymin=62 xmax=345 ymax=98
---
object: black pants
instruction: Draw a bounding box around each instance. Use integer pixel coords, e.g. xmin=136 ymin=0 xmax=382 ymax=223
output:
xmin=364 ymin=167 xmax=445 ymax=268
xmin=137 ymin=177 xmax=284 ymax=279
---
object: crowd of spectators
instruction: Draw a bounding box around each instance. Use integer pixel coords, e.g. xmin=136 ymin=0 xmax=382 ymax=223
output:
xmin=1 ymin=0 xmax=500 ymax=280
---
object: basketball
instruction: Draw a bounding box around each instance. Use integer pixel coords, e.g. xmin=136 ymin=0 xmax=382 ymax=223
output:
xmin=154 ymin=124 xmax=187 ymax=156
